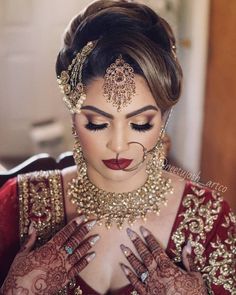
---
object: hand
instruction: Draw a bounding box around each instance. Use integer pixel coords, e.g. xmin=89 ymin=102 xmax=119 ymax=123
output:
xmin=1 ymin=216 xmax=99 ymax=295
xmin=120 ymin=227 xmax=207 ymax=295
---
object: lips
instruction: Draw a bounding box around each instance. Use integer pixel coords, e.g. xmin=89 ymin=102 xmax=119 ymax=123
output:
xmin=102 ymin=158 xmax=133 ymax=170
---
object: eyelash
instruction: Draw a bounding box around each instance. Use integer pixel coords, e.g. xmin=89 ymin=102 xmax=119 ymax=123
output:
xmin=130 ymin=122 xmax=153 ymax=132
xmin=85 ymin=122 xmax=108 ymax=131
xmin=85 ymin=122 xmax=153 ymax=132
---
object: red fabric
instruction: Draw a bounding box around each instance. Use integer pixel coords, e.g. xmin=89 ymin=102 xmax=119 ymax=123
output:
xmin=0 ymin=178 xmax=235 ymax=294
xmin=0 ymin=178 xmax=20 ymax=286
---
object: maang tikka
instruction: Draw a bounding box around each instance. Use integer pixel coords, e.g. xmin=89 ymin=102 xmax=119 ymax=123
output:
xmin=103 ymin=54 xmax=136 ymax=111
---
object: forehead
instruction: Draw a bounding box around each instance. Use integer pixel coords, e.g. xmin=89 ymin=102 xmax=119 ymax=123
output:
xmin=85 ymin=74 xmax=158 ymax=115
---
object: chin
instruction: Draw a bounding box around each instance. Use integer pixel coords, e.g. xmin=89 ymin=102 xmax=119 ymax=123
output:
xmin=101 ymin=166 xmax=145 ymax=182
xmin=104 ymin=172 xmax=134 ymax=182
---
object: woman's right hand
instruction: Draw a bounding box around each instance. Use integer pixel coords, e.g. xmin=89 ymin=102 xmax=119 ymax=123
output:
xmin=1 ymin=216 xmax=99 ymax=295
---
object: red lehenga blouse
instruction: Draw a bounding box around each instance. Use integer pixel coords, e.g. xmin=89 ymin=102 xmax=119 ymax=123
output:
xmin=0 ymin=170 xmax=235 ymax=295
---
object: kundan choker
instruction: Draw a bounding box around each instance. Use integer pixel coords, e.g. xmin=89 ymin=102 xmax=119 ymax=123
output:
xmin=68 ymin=172 xmax=173 ymax=229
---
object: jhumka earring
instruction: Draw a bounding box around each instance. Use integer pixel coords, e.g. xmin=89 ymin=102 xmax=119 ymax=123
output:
xmin=146 ymin=108 xmax=173 ymax=176
xmin=72 ymin=125 xmax=87 ymax=177
xmin=146 ymin=126 xmax=166 ymax=176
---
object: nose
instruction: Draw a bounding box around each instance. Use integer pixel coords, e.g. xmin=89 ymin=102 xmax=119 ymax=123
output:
xmin=106 ymin=125 xmax=129 ymax=154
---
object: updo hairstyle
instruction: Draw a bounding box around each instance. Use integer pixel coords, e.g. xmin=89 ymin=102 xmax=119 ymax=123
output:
xmin=56 ymin=0 xmax=183 ymax=114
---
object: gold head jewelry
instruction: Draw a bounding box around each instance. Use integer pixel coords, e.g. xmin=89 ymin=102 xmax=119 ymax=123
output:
xmin=68 ymin=170 xmax=173 ymax=230
xmin=103 ymin=54 xmax=136 ymax=112
xmin=57 ymin=40 xmax=98 ymax=114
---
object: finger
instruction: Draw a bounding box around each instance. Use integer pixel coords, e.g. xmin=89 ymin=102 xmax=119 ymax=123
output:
xmin=68 ymin=235 xmax=100 ymax=266
xmin=140 ymin=226 xmax=177 ymax=271
xmin=52 ymin=215 xmax=85 ymax=247
xmin=182 ymin=241 xmax=197 ymax=272
xmin=68 ymin=252 xmax=96 ymax=280
xmin=127 ymin=228 xmax=155 ymax=269
xmin=69 ymin=220 xmax=97 ymax=246
xmin=182 ymin=241 xmax=192 ymax=272
xmin=120 ymin=244 xmax=147 ymax=277
xmin=20 ymin=223 xmax=37 ymax=253
xmin=120 ymin=263 xmax=146 ymax=295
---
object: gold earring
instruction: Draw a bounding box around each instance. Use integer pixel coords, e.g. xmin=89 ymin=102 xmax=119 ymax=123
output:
xmin=72 ymin=126 xmax=87 ymax=177
xmin=146 ymin=127 xmax=166 ymax=175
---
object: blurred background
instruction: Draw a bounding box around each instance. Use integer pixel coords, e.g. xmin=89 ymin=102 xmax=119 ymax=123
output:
xmin=0 ymin=0 xmax=235 ymax=211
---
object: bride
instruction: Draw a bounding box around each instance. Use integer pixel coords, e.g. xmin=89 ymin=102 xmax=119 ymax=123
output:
xmin=0 ymin=1 xmax=235 ymax=294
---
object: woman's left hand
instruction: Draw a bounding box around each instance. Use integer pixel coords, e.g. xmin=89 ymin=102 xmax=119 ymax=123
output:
xmin=120 ymin=227 xmax=208 ymax=295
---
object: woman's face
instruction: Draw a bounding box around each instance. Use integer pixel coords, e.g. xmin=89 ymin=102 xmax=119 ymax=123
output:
xmin=74 ymin=74 xmax=163 ymax=183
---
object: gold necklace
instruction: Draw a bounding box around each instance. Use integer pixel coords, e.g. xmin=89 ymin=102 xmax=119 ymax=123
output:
xmin=68 ymin=172 xmax=173 ymax=229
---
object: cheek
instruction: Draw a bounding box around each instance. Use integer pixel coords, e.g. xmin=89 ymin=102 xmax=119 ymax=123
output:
xmin=137 ymin=125 xmax=162 ymax=151
xmin=75 ymin=127 xmax=106 ymax=162
xmin=77 ymin=130 xmax=96 ymax=158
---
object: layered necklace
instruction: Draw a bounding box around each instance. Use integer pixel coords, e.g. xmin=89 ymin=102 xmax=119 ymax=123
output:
xmin=68 ymin=171 xmax=173 ymax=229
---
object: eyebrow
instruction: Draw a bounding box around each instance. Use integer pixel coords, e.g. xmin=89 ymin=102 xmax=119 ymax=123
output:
xmin=80 ymin=105 xmax=159 ymax=119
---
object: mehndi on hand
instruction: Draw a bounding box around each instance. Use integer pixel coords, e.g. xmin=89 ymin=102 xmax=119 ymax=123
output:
xmin=1 ymin=216 xmax=99 ymax=295
xmin=120 ymin=227 xmax=208 ymax=295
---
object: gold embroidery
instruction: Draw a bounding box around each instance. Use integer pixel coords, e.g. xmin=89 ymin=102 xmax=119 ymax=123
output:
xmin=171 ymin=183 xmax=236 ymax=294
xmin=18 ymin=170 xmax=65 ymax=247
xmin=203 ymin=213 xmax=236 ymax=294
xmin=74 ymin=286 xmax=83 ymax=294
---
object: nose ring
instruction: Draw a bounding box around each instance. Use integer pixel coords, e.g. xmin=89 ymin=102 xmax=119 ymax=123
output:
xmin=115 ymin=141 xmax=147 ymax=171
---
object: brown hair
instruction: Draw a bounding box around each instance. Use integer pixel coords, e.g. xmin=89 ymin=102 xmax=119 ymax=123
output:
xmin=56 ymin=0 xmax=183 ymax=114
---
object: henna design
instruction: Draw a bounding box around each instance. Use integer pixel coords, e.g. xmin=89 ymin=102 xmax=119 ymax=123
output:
xmin=1 ymin=218 xmax=99 ymax=295
xmin=68 ymin=238 xmax=92 ymax=266
xmin=127 ymin=228 xmax=155 ymax=268
xmin=15 ymin=287 xmax=29 ymax=295
xmin=122 ymin=227 xmax=208 ymax=295
xmin=120 ymin=244 xmax=147 ymax=277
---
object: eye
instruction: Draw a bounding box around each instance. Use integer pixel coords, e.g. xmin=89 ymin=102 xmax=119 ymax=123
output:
xmin=85 ymin=121 xmax=108 ymax=131
xmin=130 ymin=122 xmax=153 ymax=132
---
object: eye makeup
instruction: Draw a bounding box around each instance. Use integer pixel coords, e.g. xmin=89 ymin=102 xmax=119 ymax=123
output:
xmin=83 ymin=112 xmax=157 ymax=132
xmin=130 ymin=122 xmax=153 ymax=132
xmin=85 ymin=121 xmax=109 ymax=131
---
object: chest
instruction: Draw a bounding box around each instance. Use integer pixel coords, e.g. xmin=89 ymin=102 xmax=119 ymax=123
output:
xmin=77 ymin=210 xmax=178 ymax=294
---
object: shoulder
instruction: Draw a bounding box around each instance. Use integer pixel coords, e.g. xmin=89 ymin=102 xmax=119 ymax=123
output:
xmin=175 ymin=178 xmax=235 ymax=232
xmin=170 ymin=175 xmax=235 ymax=256
xmin=61 ymin=165 xmax=77 ymax=196
xmin=17 ymin=169 xmax=66 ymax=247
xmin=162 ymin=170 xmax=187 ymax=202
xmin=170 ymin=178 xmax=236 ymax=293
xmin=61 ymin=166 xmax=79 ymax=222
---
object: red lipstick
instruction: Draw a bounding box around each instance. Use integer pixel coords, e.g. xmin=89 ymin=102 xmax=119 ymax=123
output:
xmin=102 ymin=158 xmax=133 ymax=170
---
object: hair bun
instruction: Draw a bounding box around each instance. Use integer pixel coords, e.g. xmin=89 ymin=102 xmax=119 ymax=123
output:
xmin=56 ymin=0 xmax=182 ymax=113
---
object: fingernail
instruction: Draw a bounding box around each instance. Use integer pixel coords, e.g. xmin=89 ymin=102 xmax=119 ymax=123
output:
xmin=75 ymin=215 xmax=85 ymax=225
xmin=120 ymin=244 xmax=131 ymax=256
xmin=126 ymin=228 xmax=137 ymax=241
xmin=89 ymin=235 xmax=100 ymax=246
xmin=86 ymin=252 xmax=96 ymax=262
xmin=140 ymin=226 xmax=150 ymax=238
xmin=186 ymin=240 xmax=192 ymax=255
xmin=86 ymin=220 xmax=97 ymax=231
xmin=28 ymin=222 xmax=35 ymax=235
xmin=120 ymin=263 xmax=131 ymax=275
